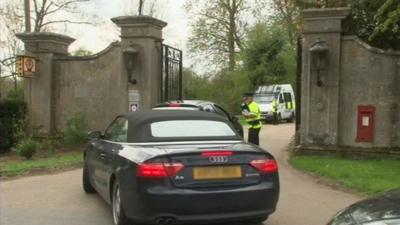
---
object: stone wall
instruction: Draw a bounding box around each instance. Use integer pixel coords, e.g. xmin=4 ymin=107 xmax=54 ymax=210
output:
xmin=339 ymin=36 xmax=400 ymax=149
xmin=299 ymin=8 xmax=400 ymax=154
xmin=54 ymin=42 xmax=126 ymax=131
xmin=17 ymin=16 xmax=167 ymax=134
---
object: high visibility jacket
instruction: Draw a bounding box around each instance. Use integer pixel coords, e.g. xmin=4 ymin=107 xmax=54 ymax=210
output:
xmin=246 ymin=101 xmax=262 ymax=129
xmin=272 ymin=99 xmax=278 ymax=113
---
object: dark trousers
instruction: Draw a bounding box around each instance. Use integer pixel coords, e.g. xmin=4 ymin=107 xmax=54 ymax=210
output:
xmin=248 ymin=128 xmax=261 ymax=146
xmin=273 ymin=112 xmax=278 ymax=124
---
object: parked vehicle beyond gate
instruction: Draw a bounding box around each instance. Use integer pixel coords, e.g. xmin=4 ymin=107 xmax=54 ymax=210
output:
xmin=82 ymin=110 xmax=279 ymax=225
xmin=254 ymin=84 xmax=295 ymax=123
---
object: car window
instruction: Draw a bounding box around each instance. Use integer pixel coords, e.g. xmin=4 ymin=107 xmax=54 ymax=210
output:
xmin=283 ymin=93 xmax=292 ymax=103
xmin=150 ymin=120 xmax=236 ymax=137
xmin=254 ymin=95 xmax=274 ymax=103
xmin=104 ymin=117 xmax=128 ymax=142
xmin=213 ymin=105 xmax=231 ymax=120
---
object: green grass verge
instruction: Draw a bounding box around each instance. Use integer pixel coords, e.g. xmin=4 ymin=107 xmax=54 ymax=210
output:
xmin=1 ymin=151 xmax=83 ymax=177
xmin=289 ymin=155 xmax=400 ymax=195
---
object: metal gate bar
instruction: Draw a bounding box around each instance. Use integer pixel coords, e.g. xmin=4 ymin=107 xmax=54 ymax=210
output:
xmin=161 ymin=44 xmax=183 ymax=102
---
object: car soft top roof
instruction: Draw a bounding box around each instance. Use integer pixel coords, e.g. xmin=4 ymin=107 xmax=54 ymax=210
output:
xmin=119 ymin=110 xmax=240 ymax=142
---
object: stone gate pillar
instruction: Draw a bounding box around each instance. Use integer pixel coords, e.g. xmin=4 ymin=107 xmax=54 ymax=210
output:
xmin=299 ymin=8 xmax=350 ymax=148
xmin=112 ymin=16 xmax=167 ymax=111
xmin=16 ymin=32 xmax=75 ymax=135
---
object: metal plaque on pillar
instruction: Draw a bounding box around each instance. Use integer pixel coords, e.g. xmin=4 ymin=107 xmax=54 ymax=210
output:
xmin=129 ymin=90 xmax=140 ymax=112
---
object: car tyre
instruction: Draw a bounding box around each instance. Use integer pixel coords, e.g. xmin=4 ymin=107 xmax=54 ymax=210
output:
xmin=82 ymin=160 xmax=96 ymax=193
xmin=112 ymin=181 xmax=132 ymax=225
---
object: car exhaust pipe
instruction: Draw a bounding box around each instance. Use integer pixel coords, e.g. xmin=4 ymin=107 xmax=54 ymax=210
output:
xmin=155 ymin=217 xmax=175 ymax=225
xmin=155 ymin=218 xmax=165 ymax=225
xmin=165 ymin=218 xmax=173 ymax=225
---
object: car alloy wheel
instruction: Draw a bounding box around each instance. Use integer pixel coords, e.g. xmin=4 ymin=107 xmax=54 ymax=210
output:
xmin=113 ymin=184 xmax=122 ymax=225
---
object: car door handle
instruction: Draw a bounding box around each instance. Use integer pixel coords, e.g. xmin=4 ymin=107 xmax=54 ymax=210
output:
xmin=99 ymin=153 xmax=107 ymax=159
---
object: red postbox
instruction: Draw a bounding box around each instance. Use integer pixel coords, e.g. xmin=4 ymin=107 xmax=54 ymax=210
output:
xmin=356 ymin=105 xmax=375 ymax=143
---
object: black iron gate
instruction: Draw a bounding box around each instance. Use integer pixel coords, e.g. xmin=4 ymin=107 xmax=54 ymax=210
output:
xmin=295 ymin=36 xmax=302 ymax=133
xmin=161 ymin=44 xmax=183 ymax=101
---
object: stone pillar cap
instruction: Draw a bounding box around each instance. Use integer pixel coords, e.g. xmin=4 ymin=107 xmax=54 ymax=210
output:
xmin=16 ymin=32 xmax=75 ymax=44
xmin=111 ymin=15 xmax=167 ymax=28
xmin=303 ymin=8 xmax=351 ymax=20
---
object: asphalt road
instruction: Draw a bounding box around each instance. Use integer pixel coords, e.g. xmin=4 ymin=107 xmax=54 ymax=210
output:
xmin=0 ymin=124 xmax=361 ymax=225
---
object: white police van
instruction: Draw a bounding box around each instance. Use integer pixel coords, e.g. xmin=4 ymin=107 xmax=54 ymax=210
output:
xmin=254 ymin=84 xmax=295 ymax=122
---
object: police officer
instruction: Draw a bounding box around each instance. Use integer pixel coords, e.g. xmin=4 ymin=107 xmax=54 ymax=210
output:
xmin=242 ymin=92 xmax=263 ymax=145
xmin=272 ymin=97 xmax=278 ymax=124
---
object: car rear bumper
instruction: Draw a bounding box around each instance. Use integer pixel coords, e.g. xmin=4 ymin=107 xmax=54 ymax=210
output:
xmin=121 ymin=181 xmax=279 ymax=224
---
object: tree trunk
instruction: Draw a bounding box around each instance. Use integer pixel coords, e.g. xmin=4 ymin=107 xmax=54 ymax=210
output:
xmin=228 ymin=0 xmax=236 ymax=71
xmin=24 ymin=0 xmax=31 ymax=32
xmin=138 ymin=0 xmax=144 ymax=15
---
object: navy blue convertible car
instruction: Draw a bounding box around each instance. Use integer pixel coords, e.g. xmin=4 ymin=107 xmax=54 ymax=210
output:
xmin=83 ymin=110 xmax=279 ymax=225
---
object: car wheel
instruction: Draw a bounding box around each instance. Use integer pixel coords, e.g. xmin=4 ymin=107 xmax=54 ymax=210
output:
xmin=82 ymin=160 xmax=96 ymax=193
xmin=112 ymin=181 xmax=131 ymax=225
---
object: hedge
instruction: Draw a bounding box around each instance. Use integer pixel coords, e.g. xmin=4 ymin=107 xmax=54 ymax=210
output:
xmin=0 ymin=99 xmax=27 ymax=153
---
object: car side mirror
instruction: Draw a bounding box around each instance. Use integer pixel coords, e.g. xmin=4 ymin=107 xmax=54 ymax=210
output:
xmin=88 ymin=131 xmax=102 ymax=139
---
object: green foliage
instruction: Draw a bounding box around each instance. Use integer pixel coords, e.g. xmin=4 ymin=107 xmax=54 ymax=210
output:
xmin=290 ymin=155 xmax=400 ymax=194
xmin=369 ymin=0 xmax=400 ymax=49
xmin=184 ymin=21 xmax=296 ymax=115
xmin=71 ymin=48 xmax=93 ymax=56
xmin=5 ymin=88 xmax=24 ymax=101
xmin=63 ymin=112 xmax=88 ymax=147
xmin=186 ymin=0 xmax=248 ymax=71
xmin=15 ymin=138 xmax=39 ymax=159
xmin=40 ymin=136 xmax=62 ymax=154
xmin=343 ymin=0 xmax=400 ymax=50
xmin=184 ymin=68 xmax=251 ymax=115
xmin=2 ymin=150 xmax=82 ymax=177
xmin=241 ymin=23 xmax=296 ymax=87
xmin=0 ymin=95 xmax=27 ymax=153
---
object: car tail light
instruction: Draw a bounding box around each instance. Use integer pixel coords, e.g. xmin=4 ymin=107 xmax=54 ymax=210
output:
xmin=137 ymin=162 xmax=184 ymax=178
xmin=250 ymin=159 xmax=278 ymax=173
xmin=201 ymin=151 xmax=233 ymax=157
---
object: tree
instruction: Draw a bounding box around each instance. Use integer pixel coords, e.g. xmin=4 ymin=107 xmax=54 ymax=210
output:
xmin=139 ymin=0 xmax=144 ymax=15
xmin=31 ymin=0 xmax=91 ymax=32
xmin=186 ymin=0 xmax=249 ymax=71
xmin=124 ymin=0 xmax=159 ymax=17
xmin=72 ymin=47 xmax=93 ymax=56
xmin=343 ymin=0 xmax=400 ymax=50
xmin=0 ymin=1 xmax=24 ymax=91
xmin=268 ymin=0 xmax=300 ymax=46
xmin=369 ymin=0 xmax=400 ymax=49
xmin=241 ymin=23 xmax=293 ymax=87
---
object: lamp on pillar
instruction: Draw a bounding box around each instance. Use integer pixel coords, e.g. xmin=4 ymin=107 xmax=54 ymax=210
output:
xmin=309 ymin=40 xmax=329 ymax=87
xmin=123 ymin=47 xmax=139 ymax=85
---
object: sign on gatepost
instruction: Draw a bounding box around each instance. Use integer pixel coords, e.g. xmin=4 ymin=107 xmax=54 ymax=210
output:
xmin=128 ymin=90 xmax=140 ymax=112
xmin=16 ymin=55 xmax=37 ymax=78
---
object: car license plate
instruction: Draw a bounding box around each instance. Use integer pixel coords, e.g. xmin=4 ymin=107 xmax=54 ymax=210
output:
xmin=193 ymin=166 xmax=242 ymax=180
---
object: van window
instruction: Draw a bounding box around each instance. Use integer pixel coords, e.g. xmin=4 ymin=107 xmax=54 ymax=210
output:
xmin=284 ymin=93 xmax=292 ymax=103
xmin=279 ymin=94 xmax=285 ymax=104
